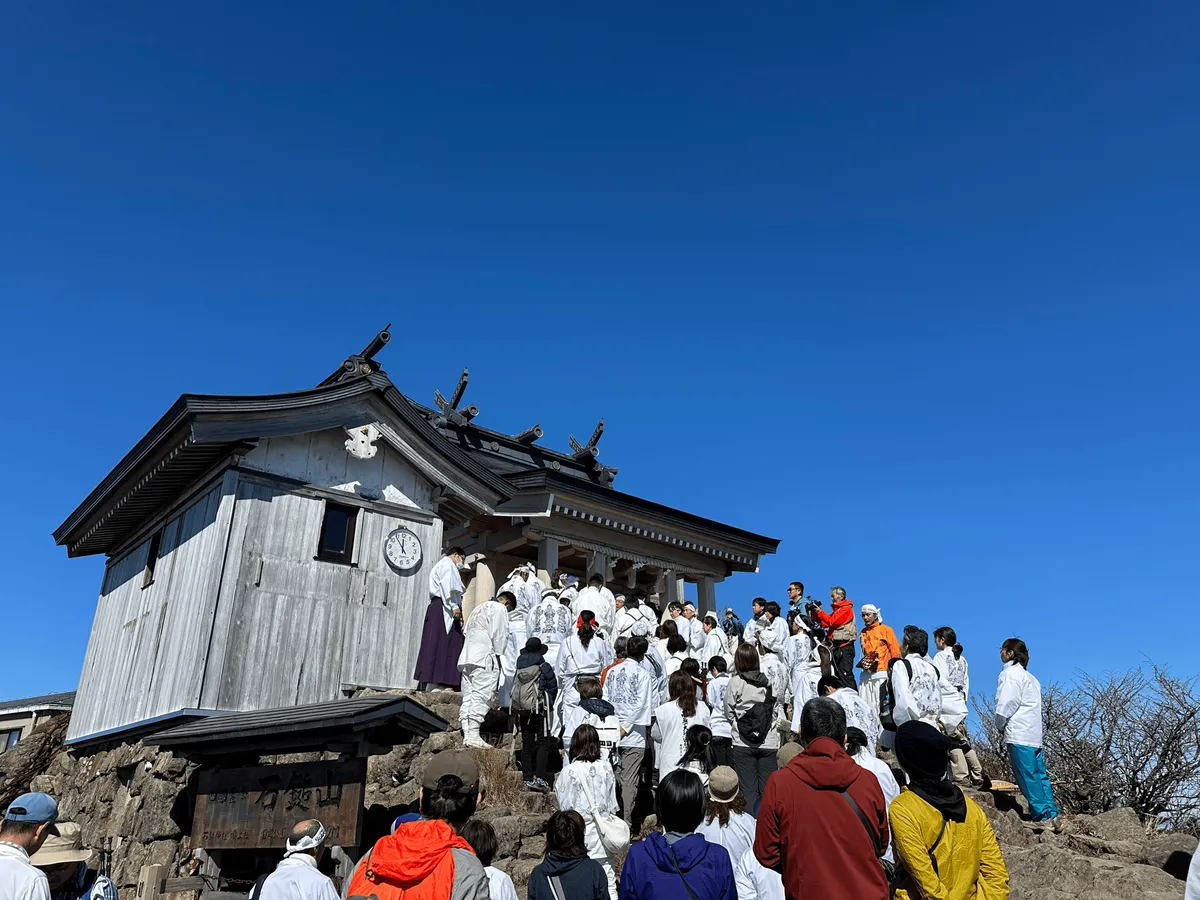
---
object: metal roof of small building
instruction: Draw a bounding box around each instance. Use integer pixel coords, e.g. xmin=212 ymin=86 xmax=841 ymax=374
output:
xmin=0 ymin=691 xmax=76 ymax=713
xmin=143 ymin=694 xmax=447 ymax=756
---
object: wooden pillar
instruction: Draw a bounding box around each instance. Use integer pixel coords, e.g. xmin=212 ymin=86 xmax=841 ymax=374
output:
xmin=586 ymin=551 xmax=610 ymax=582
xmin=696 ymin=575 xmax=717 ymax=617
xmin=536 ymin=537 xmax=559 ymax=587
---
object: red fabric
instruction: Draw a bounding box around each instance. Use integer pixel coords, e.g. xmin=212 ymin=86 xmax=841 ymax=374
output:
xmin=347 ymin=819 xmax=474 ymax=900
xmin=754 ymin=737 xmax=889 ymax=900
xmin=814 ymin=599 xmax=855 ymax=641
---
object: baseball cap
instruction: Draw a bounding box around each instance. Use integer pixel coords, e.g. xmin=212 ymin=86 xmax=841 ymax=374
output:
xmin=6 ymin=793 xmax=59 ymax=831
xmin=421 ymin=751 xmax=480 ymax=793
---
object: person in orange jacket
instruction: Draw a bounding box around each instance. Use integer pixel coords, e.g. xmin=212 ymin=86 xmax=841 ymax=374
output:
xmin=857 ymin=603 xmax=901 ymax=728
xmin=813 ymin=586 xmax=858 ymax=689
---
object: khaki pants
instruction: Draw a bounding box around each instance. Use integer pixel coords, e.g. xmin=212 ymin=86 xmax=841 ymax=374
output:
xmin=950 ymin=722 xmax=984 ymax=784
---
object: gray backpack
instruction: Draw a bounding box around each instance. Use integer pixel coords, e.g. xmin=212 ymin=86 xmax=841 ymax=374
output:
xmin=510 ymin=664 xmax=542 ymax=713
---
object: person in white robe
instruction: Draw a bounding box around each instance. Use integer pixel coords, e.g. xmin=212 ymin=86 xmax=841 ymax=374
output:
xmin=789 ymin=631 xmax=830 ymax=721
xmin=890 ymin=626 xmax=945 ymax=729
xmin=698 ymin=613 xmax=727 ymax=668
xmin=734 ymin=846 xmax=785 ymax=900
xmin=498 ymin=563 xmax=543 ymax=616
xmin=558 ymin=574 xmax=580 ymax=608
xmin=680 ymin=601 xmax=707 ymax=659
xmin=413 ymin=548 xmax=469 ymax=688
xmin=815 ymin=677 xmax=881 ymax=752
xmin=602 ymin=637 xmax=656 ymax=826
xmin=845 ymin=725 xmax=899 ymax=862
xmin=498 ymin=601 xmax=528 ymax=708
xmin=755 ymin=627 xmax=791 ymax=741
xmin=742 ymin=598 xmax=767 ymax=645
xmin=556 ymin=734 xmax=621 ymax=900
xmin=457 ymin=591 xmax=512 ymax=748
xmin=554 ymin=617 xmax=614 ymax=744
xmin=572 ymin=574 xmax=616 ymax=643
xmin=651 ymin=672 xmax=712 ymax=779
xmin=257 ymin=820 xmax=339 ymax=900
xmin=764 ymin=602 xmax=790 ymax=649
xmin=525 ymin=589 xmax=574 ymax=669
xmin=613 ymin=594 xmax=656 ymax=642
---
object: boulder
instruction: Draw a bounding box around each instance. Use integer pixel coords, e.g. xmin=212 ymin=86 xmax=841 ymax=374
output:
xmin=489 ymin=815 xmax=522 ymax=859
xmin=1137 ymin=832 xmax=1197 ymax=879
xmin=518 ymin=834 xmax=546 ymax=859
xmin=1080 ymin=807 xmax=1145 ymax=844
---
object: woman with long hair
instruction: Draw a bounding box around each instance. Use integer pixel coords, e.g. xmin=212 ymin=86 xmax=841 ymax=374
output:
xmin=678 ymin=724 xmax=715 ymax=787
xmin=555 ymin=611 xmax=614 ymax=746
xmin=694 ymin=764 xmax=756 ymax=866
xmin=527 ymin=811 xmax=609 ymax=900
xmin=652 ymin=671 xmax=712 ymax=780
xmin=996 ymin=638 xmax=1061 ymax=831
xmin=555 ymin=724 xmax=621 ymax=899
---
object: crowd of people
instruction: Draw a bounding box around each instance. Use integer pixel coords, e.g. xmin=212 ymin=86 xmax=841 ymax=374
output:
xmin=395 ymin=551 xmax=1064 ymax=898
xmin=0 ymin=558 xmax=1059 ymax=900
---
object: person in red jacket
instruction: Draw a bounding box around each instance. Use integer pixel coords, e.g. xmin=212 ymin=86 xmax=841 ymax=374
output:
xmin=754 ymin=697 xmax=889 ymax=900
xmin=813 ymin=586 xmax=858 ymax=689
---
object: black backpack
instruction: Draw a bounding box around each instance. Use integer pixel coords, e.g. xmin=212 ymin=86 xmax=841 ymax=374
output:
xmin=735 ymin=676 xmax=775 ymax=745
xmin=879 ymin=658 xmax=913 ymax=732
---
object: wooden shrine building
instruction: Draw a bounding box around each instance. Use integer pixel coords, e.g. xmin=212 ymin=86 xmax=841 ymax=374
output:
xmin=54 ymin=329 xmax=778 ymax=745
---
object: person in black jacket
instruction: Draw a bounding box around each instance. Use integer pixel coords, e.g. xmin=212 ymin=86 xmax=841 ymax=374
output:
xmin=514 ymin=638 xmax=559 ymax=793
xmin=527 ymin=811 xmax=608 ymax=900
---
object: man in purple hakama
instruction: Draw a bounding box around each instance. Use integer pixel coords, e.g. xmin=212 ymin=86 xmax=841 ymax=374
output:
xmin=414 ymin=546 xmax=468 ymax=690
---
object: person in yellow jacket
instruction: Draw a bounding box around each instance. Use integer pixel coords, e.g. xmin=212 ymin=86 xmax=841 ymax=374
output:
xmin=889 ymin=721 xmax=1009 ymax=900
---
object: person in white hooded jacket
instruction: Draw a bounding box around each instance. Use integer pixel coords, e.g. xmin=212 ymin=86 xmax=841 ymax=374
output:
xmin=890 ymin=625 xmax=958 ymax=730
xmin=457 ymin=591 xmax=512 ymax=748
xmin=698 ymin=613 xmax=727 ymax=668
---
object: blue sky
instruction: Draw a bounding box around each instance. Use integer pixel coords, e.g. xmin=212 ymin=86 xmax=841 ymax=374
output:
xmin=1 ymin=2 xmax=1197 ymax=703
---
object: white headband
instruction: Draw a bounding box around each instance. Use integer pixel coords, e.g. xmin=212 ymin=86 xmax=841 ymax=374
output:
xmin=284 ymin=821 xmax=326 ymax=857
xmin=861 ymin=604 xmax=881 ymax=619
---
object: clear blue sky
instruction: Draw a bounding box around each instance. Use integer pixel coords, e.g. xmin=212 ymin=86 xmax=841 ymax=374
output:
xmin=2 ymin=3 xmax=1197 ymax=703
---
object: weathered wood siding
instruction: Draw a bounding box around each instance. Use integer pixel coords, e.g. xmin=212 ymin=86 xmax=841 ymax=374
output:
xmin=203 ymin=476 xmax=441 ymax=712
xmin=240 ymin=429 xmax=434 ymax=510
xmin=67 ymin=477 xmax=238 ymax=741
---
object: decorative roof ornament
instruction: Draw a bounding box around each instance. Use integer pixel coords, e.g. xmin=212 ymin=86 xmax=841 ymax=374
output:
xmin=569 ymin=420 xmax=619 ymax=486
xmin=318 ymin=325 xmax=392 ymax=386
xmin=513 ymin=424 xmax=544 ymax=444
xmin=430 ymin=368 xmax=479 ymax=428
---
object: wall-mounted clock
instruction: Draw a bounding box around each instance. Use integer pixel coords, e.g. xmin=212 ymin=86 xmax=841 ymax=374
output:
xmin=384 ymin=527 xmax=423 ymax=573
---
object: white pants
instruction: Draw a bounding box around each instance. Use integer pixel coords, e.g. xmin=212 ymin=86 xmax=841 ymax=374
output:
xmin=459 ymin=658 xmax=499 ymax=730
xmin=585 ymin=822 xmax=618 ymax=900
xmin=859 ymin=671 xmax=886 ymax=719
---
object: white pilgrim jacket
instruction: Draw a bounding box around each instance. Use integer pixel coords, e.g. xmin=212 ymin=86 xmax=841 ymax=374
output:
xmin=651 ymin=698 xmax=711 ymax=778
xmin=499 ymin=574 xmax=542 ymax=614
xmin=428 ymin=555 xmax=465 ymax=631
xmin=458 ymin=600 xmax=508 ymax=669
xmin=259 ymin=855 xmax=339 ymax=900
xmin=995 ymin=660 xmax=1045 ymax=748
xmin=525 ymin=598 xmax=574 ymax=648
xmin=572 ymin=585 xmax=616 ymax=636
xmin=603 ymin=657 xmax=655 ymax=749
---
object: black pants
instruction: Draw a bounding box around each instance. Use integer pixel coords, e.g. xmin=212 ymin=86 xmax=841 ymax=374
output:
xmin=710 ymin=736 xmax=732 ymax=769
xmin=519 ymin=712 xmax=551 ymax=781
xmin=832 ymin=642 xmax=857 ymax=690
xmin=729 ymin=745 xmax=777 ymax=816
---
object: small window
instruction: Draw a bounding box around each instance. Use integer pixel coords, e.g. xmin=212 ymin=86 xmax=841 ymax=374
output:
xmin=142 ymin=530 xmax=163 ymax=588
xmin=0 ymin=729 xmax=20 ymax=754
xmin=317 ymin=502 xmax=358 ymax=564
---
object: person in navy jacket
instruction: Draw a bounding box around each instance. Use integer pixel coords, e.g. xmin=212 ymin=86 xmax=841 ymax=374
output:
xmin=617 ymin=770 xmax=736 ymax=900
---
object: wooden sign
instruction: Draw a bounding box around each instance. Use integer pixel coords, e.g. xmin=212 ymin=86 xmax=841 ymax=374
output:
xmin=192 ymin=759 xmax=367 ymax=849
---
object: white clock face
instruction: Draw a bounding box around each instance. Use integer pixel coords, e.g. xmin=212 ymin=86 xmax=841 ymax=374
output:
xmin=384 ymin=528 xmax=422 ymax=572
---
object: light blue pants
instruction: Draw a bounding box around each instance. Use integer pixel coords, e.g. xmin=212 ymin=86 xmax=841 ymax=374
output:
xmin=1008 ymin=742 xmax=1059 ymax=820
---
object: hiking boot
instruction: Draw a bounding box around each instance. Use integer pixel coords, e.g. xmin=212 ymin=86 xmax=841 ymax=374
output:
xmin=525 ymin=779 xmax=550 ymax=793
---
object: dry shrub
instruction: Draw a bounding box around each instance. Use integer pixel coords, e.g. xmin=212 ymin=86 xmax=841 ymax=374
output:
xmin=972 ymin=665 xmax=1200 ymax=828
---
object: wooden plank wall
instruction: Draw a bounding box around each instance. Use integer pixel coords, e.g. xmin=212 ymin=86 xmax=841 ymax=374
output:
xmin=67 ymin=480 xmax=235 ymax=741
xmin=206 ymin=477 xmax=441 ymax=711
xmin=241 ymin=429 xmax=433 ymax=510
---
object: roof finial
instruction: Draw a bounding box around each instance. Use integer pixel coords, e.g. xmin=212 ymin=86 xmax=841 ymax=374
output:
xmin=430 ymin=368 xmax=479 ymax=428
